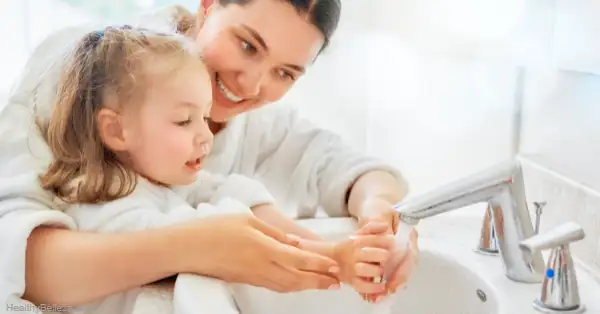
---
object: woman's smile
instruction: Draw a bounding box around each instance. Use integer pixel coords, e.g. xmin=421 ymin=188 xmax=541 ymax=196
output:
xmin=216 ymin=74 xmax=244 ymax=103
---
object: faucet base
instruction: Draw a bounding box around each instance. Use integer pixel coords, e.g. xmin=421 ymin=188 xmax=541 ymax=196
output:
xmin=475 ymin=205 xmax=499 ymax=255
xmin=533 ymin=299 xmax=586 ymax=314
xmin=473 ymin=247 xmax=499 ymax=256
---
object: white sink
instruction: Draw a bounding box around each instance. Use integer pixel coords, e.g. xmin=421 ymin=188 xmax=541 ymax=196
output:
xmin=154 ymin=211 xmax=600 ymax=314
xmin=227 ymin=214 xmax=600 ymax=314
xmin=231 ymin=249 xmax=499 ymax=314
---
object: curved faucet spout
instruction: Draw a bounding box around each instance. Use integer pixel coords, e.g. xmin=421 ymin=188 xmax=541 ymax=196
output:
xmin=393 ymin=160 xmax=545 ymax=283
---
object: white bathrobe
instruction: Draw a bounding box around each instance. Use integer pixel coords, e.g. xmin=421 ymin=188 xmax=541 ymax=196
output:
xmin=0 ymin=5 xmax=406 ymax=314
xmin=57 ymin=171 xmax=273 ymax=314
xmin=62 ymin=172 xmax=275 ymax=234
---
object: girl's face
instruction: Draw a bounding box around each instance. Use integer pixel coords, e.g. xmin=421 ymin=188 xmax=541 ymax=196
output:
xmin=122 ymin=62 xmax=214 ymax=186
xmin=195 ymin=0 xmax=325 ymax=122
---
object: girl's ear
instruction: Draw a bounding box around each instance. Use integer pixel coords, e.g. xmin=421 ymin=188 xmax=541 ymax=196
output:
xmin=96 ymin=108 xmax=129 ymax=152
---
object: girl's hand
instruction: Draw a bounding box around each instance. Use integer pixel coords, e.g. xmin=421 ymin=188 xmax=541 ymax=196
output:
xmin=177 ymin=214 xmax=341 ymax=293
xmin=383 ymin=226 xmax=419 ymax=293
xmin=354 ymin=220 xmax=420 ymax=303
xmin=332 ymin=223 xmax=394 ymax=296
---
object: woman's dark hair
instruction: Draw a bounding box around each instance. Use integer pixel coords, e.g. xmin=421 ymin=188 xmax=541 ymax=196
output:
xmin=219 ymin=0 xmax=341 ymax=51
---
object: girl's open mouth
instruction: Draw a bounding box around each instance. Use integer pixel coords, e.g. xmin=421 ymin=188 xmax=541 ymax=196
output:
xmin=185 ymin=158 xmax=202 ymax=171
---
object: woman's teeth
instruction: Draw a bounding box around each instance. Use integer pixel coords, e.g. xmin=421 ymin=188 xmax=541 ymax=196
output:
xmin=217 ymin=77 xmax=243 ymax=103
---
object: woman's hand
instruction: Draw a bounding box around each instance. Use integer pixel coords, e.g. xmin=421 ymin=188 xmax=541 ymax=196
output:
xmin=175 ymin=213 xmax=342 ymax=293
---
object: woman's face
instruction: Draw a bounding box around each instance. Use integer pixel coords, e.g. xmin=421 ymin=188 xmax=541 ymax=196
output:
xmin=195 ymin=0 xmax=325 ymax=122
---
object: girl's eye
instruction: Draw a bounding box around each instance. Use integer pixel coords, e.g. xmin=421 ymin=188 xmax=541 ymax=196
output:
xmin=175 ymin=119 xmax=191 ymax=126
xmin=240 ymin=39 xmax=257 ymax=55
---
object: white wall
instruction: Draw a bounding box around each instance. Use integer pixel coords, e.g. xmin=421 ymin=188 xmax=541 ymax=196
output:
xmin=291 ymin=0 xmax=534 ymax=195
xmin=0 ymin=0 xmax=93 ymax=109
xmin=288 ymin=0 xmax=600 ymax=275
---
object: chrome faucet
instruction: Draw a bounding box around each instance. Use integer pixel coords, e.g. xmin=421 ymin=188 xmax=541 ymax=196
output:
xmin=520 ymin=222 xmax=587 ymax=313
xmin=393 ymin=160 xmax=546 ymax=283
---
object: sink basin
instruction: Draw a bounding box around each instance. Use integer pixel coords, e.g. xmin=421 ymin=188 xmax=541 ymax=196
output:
xmin=231 ymin=249 xmax=499 ymax=314
xmin=147 ymin=215 xmax=600 ymax=314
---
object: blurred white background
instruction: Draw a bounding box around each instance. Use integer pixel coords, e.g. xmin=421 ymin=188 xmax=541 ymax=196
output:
xmin=1 ymin=0 xmax=599 ymax=196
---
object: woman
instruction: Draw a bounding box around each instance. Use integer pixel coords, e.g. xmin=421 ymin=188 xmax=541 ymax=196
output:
xmin=0 ymin=0 xmax=416 ymax=309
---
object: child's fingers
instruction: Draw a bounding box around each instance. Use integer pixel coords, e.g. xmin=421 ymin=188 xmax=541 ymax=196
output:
xmin=351 ymin=234 xmax=395 ymax=250
xmin=351 ymin=277 xmax=387 ymax=294
xmin=354 ymin=262 xmax=383 ymax=278
xmin=363 ymin=290 xmax=388 ymax=303
xmin=387 ymin=255 xmax=416 ymax=292
xmin=355 ymin=247 xmax=390 ymax=264
xmin=354 ymin=221 xmax=389 ymax=236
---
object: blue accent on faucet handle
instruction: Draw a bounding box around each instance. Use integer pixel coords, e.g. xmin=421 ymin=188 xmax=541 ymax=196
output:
xmin=546 ymin=268 xmax=555 ymax=278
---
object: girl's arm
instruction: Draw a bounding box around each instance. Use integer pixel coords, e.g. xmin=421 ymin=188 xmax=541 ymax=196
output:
xmin=24 ymin=213 xmax=341 ymax=307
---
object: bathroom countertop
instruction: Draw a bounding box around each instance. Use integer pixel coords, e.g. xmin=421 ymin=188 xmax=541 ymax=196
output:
xmin=131 ymin=207 xmax=600 ymax=314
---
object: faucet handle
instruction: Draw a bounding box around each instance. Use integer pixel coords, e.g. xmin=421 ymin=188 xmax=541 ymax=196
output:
xmin=520 ymin=222 xmax=587 ymax=313
xmin=519 ymin=222 xmax=585 ymax=254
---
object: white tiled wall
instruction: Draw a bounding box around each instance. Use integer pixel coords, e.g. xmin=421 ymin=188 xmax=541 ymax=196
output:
xmin=520 ymin=158 xmax=600 ymax=279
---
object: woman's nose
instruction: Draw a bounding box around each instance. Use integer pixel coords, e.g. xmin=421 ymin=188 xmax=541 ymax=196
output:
xmin=237 ymin=69 xmax=265 ymax=98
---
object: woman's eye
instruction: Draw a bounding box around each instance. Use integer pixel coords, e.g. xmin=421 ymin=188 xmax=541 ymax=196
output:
xmin=240 ymin=40 xmax=257 ymax=54
xmin=277 ymin=69 xmax=295 ymax=81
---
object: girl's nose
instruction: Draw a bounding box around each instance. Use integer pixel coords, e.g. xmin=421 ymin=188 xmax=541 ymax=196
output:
xmin=195 ymin=123 xmax=213 ymax=150
xmin=199 ymin=142 xmax=210 ymax=155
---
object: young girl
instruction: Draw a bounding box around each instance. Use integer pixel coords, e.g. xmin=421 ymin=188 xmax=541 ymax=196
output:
xmin=37 ymin=26 xmax=394 ymax=313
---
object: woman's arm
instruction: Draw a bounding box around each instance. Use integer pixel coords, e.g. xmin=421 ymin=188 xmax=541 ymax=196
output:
xmin=241 ymin=105 xmax=409 ymax=220
xmin=23 ymin=214 xmax=341 ymax=306
xmin=24 ymin=226 xmax=179 ymax=306
xmin=347 ymin=170 xmax=408 ymax=228
xmin=252 ymin=204 xmax=321 ymax=240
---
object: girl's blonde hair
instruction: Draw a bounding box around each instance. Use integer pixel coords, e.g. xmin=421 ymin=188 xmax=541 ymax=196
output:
xmin=39 ymin=26 xmax=202 ymax=204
